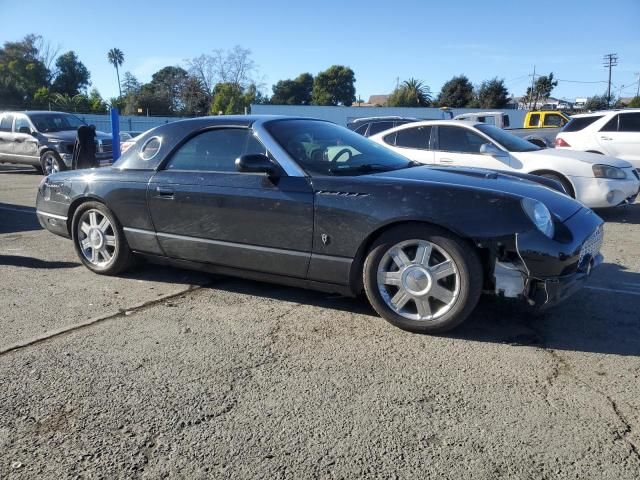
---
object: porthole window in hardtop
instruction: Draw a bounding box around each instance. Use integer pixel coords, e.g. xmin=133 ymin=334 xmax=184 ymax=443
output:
xmin=140 ymin=137 xmax=162 ymax=160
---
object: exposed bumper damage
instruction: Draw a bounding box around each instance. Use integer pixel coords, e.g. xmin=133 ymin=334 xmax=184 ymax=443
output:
xmin=490 ymin=207 xmax=604 ymax=307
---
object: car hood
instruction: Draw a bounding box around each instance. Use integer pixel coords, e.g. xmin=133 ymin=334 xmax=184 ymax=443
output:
xmin=516 ymin=148 xmax=632 ymax=168
xmin=377 ymin=166 xmax=583 ymax=222
xmin=43 ymin=130 xmax=112 ymax=142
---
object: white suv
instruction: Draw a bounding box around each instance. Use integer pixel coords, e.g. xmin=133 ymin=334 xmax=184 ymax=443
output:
xmin=555 ymin=109 xmax=640 ymax=169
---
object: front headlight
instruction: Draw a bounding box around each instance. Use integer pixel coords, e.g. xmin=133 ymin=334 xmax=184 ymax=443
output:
xmin=522 ymin=198 xmax=554 ymax=238
xmin=593 ymin=164 xmax=627 ymax=179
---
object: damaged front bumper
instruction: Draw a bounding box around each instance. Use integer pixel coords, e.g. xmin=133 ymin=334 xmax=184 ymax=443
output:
xmin=491 ymin=207 xmax=604 ymax=307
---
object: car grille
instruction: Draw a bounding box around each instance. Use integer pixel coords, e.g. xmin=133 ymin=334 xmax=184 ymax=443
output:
xmin=578 ymin=225 xmax=604 ymax=266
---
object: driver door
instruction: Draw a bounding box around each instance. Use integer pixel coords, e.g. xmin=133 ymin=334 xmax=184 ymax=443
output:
xmin=433 ymin=125 xmax=511 ymax=171
xmin=147 ymin=127 xmax=314 ymax=278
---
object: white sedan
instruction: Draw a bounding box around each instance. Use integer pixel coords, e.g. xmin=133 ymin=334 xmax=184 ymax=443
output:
xmin=555 ymin=109 xmax=640 ymax=169
xmin=369 ymin=120 xmax=640 ymax=209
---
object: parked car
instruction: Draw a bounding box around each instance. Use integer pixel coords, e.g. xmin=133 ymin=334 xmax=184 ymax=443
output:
xmin=370 ymin=120 xmax=639 ymax=208
xmin=0 ymin=111 xmax=113 ymax=174
xmin=454 ymin=110 xmax=571 ymax=148
xmin=37 ymin=116 xmax=605 ymax=334
xmin=347 ymin=116 xmax=420 ymax=137
xmin=555 ymin=109 xmax=640 ymax=170
xmin=119 ymin=131 xmax=143 ymax=142
xmin=120 ymin=131 xmax=146 ymax=154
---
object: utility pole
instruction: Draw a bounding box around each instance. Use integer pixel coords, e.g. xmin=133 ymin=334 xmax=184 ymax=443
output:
xmin=528 ymin=65 xmax=536 ymax=109
xmin=635 ymin=72 xmax=640 ymax=98
xmin=603 ymin=53 xmax=618 ymax=106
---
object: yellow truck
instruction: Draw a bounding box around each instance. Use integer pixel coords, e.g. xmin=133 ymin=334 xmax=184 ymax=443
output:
xmin=523 ymin=110 xmax=571 ymax=128
xmin=454 ymin=110 xmax=571 ymax=148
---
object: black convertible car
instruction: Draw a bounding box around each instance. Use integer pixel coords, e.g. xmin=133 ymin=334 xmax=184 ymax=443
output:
xmin=36 ymin=116 xmax=604 ymax=333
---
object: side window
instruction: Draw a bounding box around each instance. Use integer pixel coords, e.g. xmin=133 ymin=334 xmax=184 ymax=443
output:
xmin=528 ymin=113 xmax=540 ymax=127
xmin=166 ymin=129 xmax=265 ymax=172
xmin=353 ymin=123 xmax=369 ymax=135
xmin=0 ymin=114 xmax=14 ymax=132
xmin=367 ymin=121 xmax=394 ymax=136
xmin=619 ymin=113 xmax=640 ymax=132
xmin=14 ymin=116 xmax=31 ymax=133
xmin=383 ymin=132 xmax=396 ymax=146
xmin=437 ymin=126 xmax=486 ymax=154
xmin=394 ymin=126 xmax=432 ymax=150
xmin=543 ymin=114 xmax=563 ymax=127
xmin=502 ymin=115 xmax=510 ymax=128
xmin=600 ymin=115 xmax=619 ymax=132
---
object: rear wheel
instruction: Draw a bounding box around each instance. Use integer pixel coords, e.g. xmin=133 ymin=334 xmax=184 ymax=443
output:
xmin=71 ymin=201 xmax=134 ymax=275
xmin=40 ymin=150 xmax=65 ymax=175
xmin=363 ymin=225 xmax=482 ymax=334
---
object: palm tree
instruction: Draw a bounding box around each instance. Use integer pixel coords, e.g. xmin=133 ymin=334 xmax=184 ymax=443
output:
xmin=402 ymin=78 xmax=432 ymax=106
xmin=107 ymin=48 xmax=125 ymax=97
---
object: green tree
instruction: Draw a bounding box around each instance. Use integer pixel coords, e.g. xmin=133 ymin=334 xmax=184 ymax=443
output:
xmin=51 ymin=93 xmax=89 ymax=112
xmin=523 ymin=72 xmax=558 ymax=108
xmin=628 ymin=96 xmax=640 ymax=108
xmin=0 ymin=34 xmax=49 ymax=107
xmin=107 ymin=48 xmax=124 ymax=97
xmin=585 ymin=94 xmax=609 ymax=111
xmin=437 ymin=75 xmax=474 ymax=107
xmin=88 ymin=88 xmax=107 ymax=113
xmin=271 ymin=73 xmax=314 ymax=105
xmin=312 ymin=65 xmax=356 ymax=106
xmin=476 ymin=78 xmax=509 ymax=109
xmin=33 ymin=86 xmax=51 ymax=108
xmin=51 ymin=51 xmax=90 ymax=96
xmin=149 ymin=66 xmax=189 ymax=113
xmin=387 ymin=78 xmax=432 ymax=107
xmin=121 ymin=71 xmax=141 ymax=96
xmin=181 ymin=76 xmax=210 ymax=116
xmin=210 ymin=82 xmax=244 ymax=114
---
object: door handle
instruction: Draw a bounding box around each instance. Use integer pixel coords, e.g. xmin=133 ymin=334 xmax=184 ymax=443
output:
xmin=155 ymin=186 xmax=174 ymax=198
xmin=600 ymin=136 xmax=612 ymax=141
xmin=14 ymin=138 xmax=24 ymax=143
xmin=440 ymin=158 xmax=454 ymax=164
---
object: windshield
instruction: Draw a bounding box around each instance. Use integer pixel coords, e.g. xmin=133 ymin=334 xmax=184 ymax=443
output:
xmin=28 ymin=113 xmax=85 ymax=133
xmin=265 ymin=119 xmax=413 ymax=176
xmin=475 ymin=124 xmax=541 ymax=152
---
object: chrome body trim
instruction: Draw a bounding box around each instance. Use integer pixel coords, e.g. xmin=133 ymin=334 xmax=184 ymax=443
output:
xmin=36 ymin=210 xmax=67 ymax=221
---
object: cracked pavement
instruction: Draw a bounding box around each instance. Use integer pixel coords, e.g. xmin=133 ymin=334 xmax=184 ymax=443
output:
xmin=0 ymin=166 xmax=639 ymax=478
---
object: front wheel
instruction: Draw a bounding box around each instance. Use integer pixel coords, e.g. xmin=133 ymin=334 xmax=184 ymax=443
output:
xmin=40 ymin=150 xmax=66 ymax=175
xmin=363 ymin=225 xmax=482 ymax=334
xmin=71 ymin=202 xmax=134 ymax=275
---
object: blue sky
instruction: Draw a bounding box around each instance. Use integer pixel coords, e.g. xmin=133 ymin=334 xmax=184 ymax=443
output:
xmin=1 ymin=0 xmax=639 ymax=102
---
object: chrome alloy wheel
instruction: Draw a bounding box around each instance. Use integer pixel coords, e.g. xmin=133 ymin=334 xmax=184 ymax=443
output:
xmin=77 ymin=209 xmax=117 ymax=267
xmin=43 ymin=152 xmax=61 ymax=175
xmin=377 ymin=239 xmax=460 ymax=321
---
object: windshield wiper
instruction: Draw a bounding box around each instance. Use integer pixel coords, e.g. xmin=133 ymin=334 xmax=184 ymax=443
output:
xmin=328 ymin=164 xmax=396 ymax=175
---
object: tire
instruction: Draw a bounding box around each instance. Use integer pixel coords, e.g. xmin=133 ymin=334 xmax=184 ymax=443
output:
xmin=363 ymin=225 xmax=483 ymax=334
xmin=538 ymin=173 xmax=574 ymax=198
xmin=40 ymin=150 xmax=66 ymax=175
xmin=71 ymin=201 xmax=134 ymax=275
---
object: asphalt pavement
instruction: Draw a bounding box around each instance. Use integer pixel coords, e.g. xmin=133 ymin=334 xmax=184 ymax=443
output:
xmin=0 ymin=164 xmax=638 ymax=479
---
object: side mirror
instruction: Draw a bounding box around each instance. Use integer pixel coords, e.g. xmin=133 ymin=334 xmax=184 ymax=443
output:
xmin=235 ymin=153 xmax=278 ymax=175
xmin=480 ymin=143 xmax=508 ymax=157
xmin=18 ymin=126 xmax=32 ymax=135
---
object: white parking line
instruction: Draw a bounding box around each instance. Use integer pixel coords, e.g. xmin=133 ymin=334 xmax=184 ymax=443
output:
xmin=585 ymin=286 xmax=640 ymax=297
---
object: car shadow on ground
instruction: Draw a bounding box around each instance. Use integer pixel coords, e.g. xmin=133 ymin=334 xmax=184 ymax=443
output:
xmin=0 ymin=203 xmax=42 ymax=234
xmin=199 ymin=263 xmax=639 ymax=357
xmin=595 ymin=202 xmax=640 ymax=225
xmin=0 ymin=254 xmax=79 ymax=269
xmin=0 ymin=165 xmax=40 ymax=174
